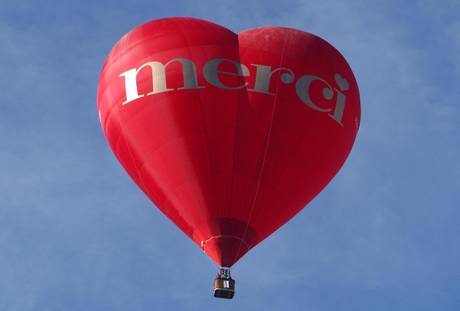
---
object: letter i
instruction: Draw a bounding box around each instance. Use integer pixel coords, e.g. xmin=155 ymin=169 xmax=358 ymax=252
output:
xmin=329 ymin=73 xmax=349 ymax=125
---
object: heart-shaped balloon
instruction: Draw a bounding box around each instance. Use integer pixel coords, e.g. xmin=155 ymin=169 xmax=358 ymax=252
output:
xmin=97 ymin=17 xmax=360 ymax=267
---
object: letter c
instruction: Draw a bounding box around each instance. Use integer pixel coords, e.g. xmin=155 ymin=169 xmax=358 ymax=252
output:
xmin=295 ymin=75 xmax=333 ymax=112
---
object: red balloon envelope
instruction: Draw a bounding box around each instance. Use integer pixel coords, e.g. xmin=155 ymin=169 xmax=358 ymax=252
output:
xmin=97 ymin=17 xmax=360 ymax=268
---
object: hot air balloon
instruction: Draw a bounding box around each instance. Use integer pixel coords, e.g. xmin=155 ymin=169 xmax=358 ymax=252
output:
xmin=97 ymin=17 xmax=360 ymax=299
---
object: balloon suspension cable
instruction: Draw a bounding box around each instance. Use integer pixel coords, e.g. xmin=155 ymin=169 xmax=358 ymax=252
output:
xmin=213 ymin=267 xmax=235 ymax=299
xmin=219 ymin=267 xmax=231 ymax=279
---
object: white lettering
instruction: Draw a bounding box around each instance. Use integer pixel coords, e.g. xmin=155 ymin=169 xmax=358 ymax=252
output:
xmin=118 ymin=57 xmax=350 ymax=126
xmin=248 ymin=64 xmax=294 ymax=94
xmin=119 ymin=58 xmax=203 ymax=105
xmin=203 ymin=58 xmax=249 ymax=90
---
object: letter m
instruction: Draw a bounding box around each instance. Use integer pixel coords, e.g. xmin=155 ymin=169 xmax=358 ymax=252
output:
xmin=119 ymin=58 xmax=203 ymax=105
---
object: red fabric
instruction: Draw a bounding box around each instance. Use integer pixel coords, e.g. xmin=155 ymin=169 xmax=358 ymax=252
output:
xmin=97 ymin=17 xmax=360 ymax=267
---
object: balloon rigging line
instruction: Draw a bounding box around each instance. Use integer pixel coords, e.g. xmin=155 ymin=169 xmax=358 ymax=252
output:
xmin=178 ymin=24 xmax=221 ymax=220
xmin=232 ymin=32 xmax=291 ymax=266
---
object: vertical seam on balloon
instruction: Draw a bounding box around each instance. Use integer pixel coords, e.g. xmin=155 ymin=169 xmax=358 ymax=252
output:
xmin=177 ymin=23 xmax=220 ymax=230
xmin=118 ymin=110 xmax=148 ymax=196
xmin=227 ymin=39 xmax=245 ymax=220
xmin=232 ymin=31 xmax=291 ymax=266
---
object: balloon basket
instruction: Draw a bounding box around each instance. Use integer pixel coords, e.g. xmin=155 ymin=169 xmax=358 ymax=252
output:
xmin=213 ymin=268 xmax=235 ymax=299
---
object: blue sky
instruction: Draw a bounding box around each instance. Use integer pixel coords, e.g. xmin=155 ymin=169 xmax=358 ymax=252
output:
xmin=1 ymin=0 xmax=459 ymax=310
